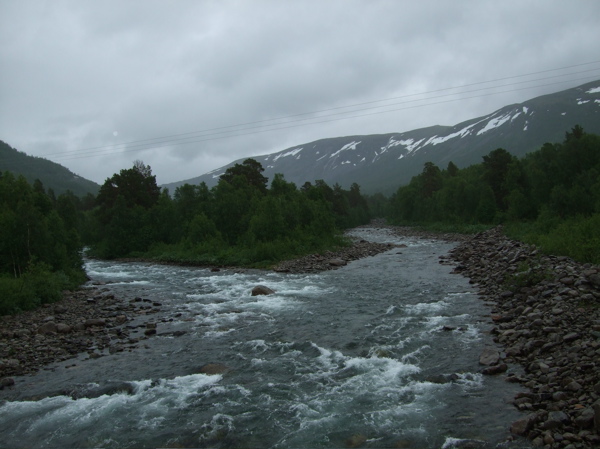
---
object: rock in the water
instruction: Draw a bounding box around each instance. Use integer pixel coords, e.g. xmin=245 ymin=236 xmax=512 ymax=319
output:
xmin=345 ymin=434 xmax=366 ymax=448
xmin=198 ymin=363 xmax=230 ymax=375
xmin=0 ymin=377 xmax=15 ymax=389
xmin=479 ymin=347 xmax=500 ymax=366
xmin=251 ymin=285 xmax=275 ymax=296
xmin=511 ymin=413 xmax=538 ymax=436
xmin=482 ymin=363 xmax=508 ymax=375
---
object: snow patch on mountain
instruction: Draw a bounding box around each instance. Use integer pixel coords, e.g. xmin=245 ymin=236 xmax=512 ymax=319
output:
xmin=477 ymin=112 xmax=512 ymax=136
xmin=330 ymin=141 xmax=361 ymax=158
xmin=586 ymin=86 xmax=600 ymax=94
xmin=273 ymin=147 xmax=302 ymax=161
xmin=577 ymin=99 xmax=590 ymax=105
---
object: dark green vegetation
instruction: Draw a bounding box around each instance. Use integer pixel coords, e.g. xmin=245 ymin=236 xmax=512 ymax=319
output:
xmin=0 ymin=172 xmax=88 ymax=314
xmin=0 ymin=140 xmax=100 ymax=197
xmin=86 ymin=159 xmax=371 ymax=266
xmin=387 ymin=126 xmax=600 ymax=264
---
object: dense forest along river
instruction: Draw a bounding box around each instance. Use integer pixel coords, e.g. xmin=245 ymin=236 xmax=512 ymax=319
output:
xmin=0 ymin=228 xmax=531 ymax=449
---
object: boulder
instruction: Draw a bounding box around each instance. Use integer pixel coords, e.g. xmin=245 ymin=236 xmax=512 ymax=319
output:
xmin=37 ymin=322 xmax=58 ymax=335
xmin=0 ymin=377 xmax=15 ymax=389
xmin=481 ymin=363 xmax=507 ymax=375
xmin=479 ymin=347 xmax=500 ymax=366
xmin=198 ymin=363 xmax=230 ymax=375
xmin=56 ymin=323 xmax=72 ymax=334
xmin=511 ymin=413 xmax=538 ymax=436
xmin=328 ymin=259 xmax=347 ymax=267
xmin=251 ymin=285 xmax=275 ymax=296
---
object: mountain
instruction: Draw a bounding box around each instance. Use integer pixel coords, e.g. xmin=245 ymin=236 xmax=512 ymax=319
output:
xmin=165 ymin=80 xmax=600 ymax=195
xmin=0 ymin=140 xmax=100 ymax=197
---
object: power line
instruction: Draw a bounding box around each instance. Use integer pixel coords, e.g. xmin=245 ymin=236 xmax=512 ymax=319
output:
xmin=49 ymin=70 xmax=600 ymax=162
xmin=43 ymin=60 xmax=600 ymax=160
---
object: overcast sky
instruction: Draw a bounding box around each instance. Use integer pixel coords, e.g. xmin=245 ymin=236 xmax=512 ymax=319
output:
xmin=1 ymin=1 xmax=599 ymax=185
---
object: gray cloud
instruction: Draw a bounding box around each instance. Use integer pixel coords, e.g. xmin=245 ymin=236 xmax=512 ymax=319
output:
xmin=1 ymin=0 xmax=599 ymax=185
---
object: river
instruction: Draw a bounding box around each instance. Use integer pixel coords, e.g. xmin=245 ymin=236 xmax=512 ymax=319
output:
xmin=0 ymin=228 xmax=531 ymax=448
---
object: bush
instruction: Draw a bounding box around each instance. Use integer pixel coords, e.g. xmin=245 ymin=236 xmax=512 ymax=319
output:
xmin=537 ymin=214 xmax=600 ymax=264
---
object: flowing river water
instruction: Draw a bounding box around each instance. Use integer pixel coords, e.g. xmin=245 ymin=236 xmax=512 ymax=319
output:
xmin=0 ymin=228 xmax=532 ymax=449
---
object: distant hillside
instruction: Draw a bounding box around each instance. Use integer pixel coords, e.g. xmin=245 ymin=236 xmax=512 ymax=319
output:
xmin=0 ymin=140 xmax=100 ymax=197
xmin=163 ymin=80 xmax=600 ymax=195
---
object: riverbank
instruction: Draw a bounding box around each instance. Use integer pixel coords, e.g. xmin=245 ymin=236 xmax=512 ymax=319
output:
xmin=447 ymin=226 xmax=600 ymax=447
xmin=0 ymin=285 xmax=164 ymax=382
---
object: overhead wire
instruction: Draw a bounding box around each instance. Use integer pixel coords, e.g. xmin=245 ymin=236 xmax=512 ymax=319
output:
xmin=49 ymin=69 xmax=600 ymax=162
xmin=4 ymin=60 xmax=600 ymax=166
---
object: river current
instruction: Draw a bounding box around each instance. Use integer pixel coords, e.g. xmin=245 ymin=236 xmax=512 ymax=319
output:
xmin=0 ymin=228 xmax=531 ymax=449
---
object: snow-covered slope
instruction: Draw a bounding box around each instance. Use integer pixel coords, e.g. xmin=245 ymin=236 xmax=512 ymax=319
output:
xmin=163 ymin=80 xmax=600 ymax=194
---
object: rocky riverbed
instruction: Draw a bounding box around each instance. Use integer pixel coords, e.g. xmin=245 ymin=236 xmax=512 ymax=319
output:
xmin=0 ymin=285 xmax=164 ymax=383
xmin=446 ymin=226 xmax=600 ymax=448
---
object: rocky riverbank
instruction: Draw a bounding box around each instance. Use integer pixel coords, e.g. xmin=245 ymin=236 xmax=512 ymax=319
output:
xmin=446 ymin=226 xmax=600 ymax=448
xmin=272 ymin=238 xmax=397 ymax=273
xmin=0 ymin=285 xmax=164 ymax=384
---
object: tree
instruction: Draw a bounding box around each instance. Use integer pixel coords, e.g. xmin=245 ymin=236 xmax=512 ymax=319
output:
xmin=220 ymin=158 xmax=268 ymax=193
xmin=96 ymin=161 xmax=160 ymax=214
xmin=482 ymin=148 xmax=514 ymax=211
xmin=420 ymin=162 xmax=443 ymax=198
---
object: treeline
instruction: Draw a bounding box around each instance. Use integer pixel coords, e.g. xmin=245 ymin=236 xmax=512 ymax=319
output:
xmin=0 ymin=172 xmax=87 ymax=314
xmin=387 ymin=126 xmax=600 ymax=263
xmin=85 ymin=159 xmax=370 ymax=266
xmin=0 ymin=159 xmax=371 ymax=314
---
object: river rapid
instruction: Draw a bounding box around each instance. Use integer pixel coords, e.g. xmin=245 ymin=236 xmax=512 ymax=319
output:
xmin=0 ymin=228 xmax=531 ymax=449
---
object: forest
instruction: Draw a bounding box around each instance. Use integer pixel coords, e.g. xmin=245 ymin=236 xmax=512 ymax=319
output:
xmin=386 ymin=126 xmax=600 ymax=264
xmin=1 ymin=126 xmax=598 ymax=314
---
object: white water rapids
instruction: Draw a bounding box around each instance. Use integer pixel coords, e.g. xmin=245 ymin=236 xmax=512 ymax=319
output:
xmin=0 ymin=228 xmax=532 ymax=448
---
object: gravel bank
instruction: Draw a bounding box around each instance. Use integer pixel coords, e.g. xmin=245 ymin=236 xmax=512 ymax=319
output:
xmin=0 ymin=285 xmax=162 ymax=384
xmin=446 ymin=226 xmax=600 ymax=448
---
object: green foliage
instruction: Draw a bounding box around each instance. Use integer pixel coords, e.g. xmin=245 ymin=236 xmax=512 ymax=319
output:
xmin=0 ymin=172 xmax=87 ymax=314
xmin=84 ymin=159 xmax=372 ymax=268
xmin=535 ymin=214 xmax=600 ymax=264
xmin=503 ymin=258 xmax=552 ymax=292
xmin=386 ymin=127 xmax=600 ymax=263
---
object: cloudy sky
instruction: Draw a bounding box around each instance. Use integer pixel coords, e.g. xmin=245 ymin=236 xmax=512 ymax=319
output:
xmin=1 ymin=1 xmax=600 ymax=185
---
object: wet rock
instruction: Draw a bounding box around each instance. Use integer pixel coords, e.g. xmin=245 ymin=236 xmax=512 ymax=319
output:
xmin=511 ymin=413 xmax=539 ymax=436
xmin=0 ymin=377 xmax=15 ymax=389
xmin=251 ymin=285 xmax=275 ymax=296
xmin=481 ymin=363 xmax=507 ymax=375
xmin=479 ymin=347 xmax=500 ymax=366
xmin=345 ymin=434 xmax=366 ymax=448
xmin=198 ymin=363 xmax=230 ymax=375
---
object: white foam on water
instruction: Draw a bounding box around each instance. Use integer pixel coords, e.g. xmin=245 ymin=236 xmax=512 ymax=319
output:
xmin=108 ymin=280 xmax=150 ymax=285
xmin=404 ymin=300 xmax=449 ymax=315
xmin=1 ymin=373 xmax=222 ymax=439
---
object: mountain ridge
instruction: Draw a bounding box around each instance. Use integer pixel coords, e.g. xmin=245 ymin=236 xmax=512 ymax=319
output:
xmin=0 ymin=140 xmax=100 ymax=197
xmin=163 ymin=80 xmax=600 ymax=195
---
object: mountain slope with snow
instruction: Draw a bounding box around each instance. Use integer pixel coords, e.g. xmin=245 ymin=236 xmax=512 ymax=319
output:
xmin=163 ymin=80 xmax=600 ymax=194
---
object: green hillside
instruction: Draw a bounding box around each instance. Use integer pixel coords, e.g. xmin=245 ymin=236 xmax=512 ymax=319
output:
xmin=0 ymin=140 xmax=99 ymax=197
